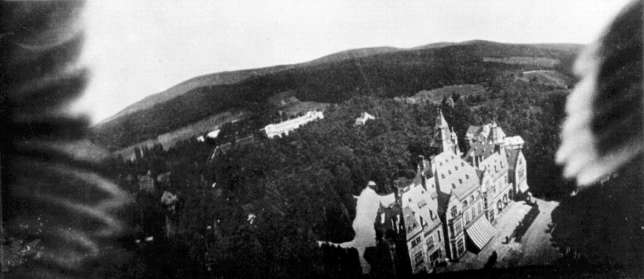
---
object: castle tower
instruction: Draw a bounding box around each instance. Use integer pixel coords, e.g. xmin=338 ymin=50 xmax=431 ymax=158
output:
xmin=434 ymin=110 xmax=460 ymax=155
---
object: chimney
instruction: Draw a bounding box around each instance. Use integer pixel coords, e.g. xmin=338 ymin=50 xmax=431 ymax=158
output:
xmin=417 ymin=155 xmax=425 ymax=173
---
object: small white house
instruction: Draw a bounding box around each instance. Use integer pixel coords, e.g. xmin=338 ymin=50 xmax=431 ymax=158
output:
xmin=354 ymin=112 xmax=375 ymax=126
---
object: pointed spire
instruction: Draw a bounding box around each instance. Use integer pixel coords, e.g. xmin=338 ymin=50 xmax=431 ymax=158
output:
xmin=436 ymin=109 xmax=449 ymax=129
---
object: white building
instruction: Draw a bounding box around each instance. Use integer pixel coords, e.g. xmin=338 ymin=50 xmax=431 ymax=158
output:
xmin=354 ymin=112 xmax=375 ymax=126
xmin=264 ymin=110 xmax=324 ymax=138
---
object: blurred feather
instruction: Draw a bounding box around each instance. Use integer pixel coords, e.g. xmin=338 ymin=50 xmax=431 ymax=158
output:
xmin=1 ymin=1 xmax=131 ymax=278
xmin=556 ymin=0 xmax=643 ymax=187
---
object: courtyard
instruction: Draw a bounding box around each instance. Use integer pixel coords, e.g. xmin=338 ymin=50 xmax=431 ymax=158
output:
xmin=439 ymin=198 xmax=561 ymax=272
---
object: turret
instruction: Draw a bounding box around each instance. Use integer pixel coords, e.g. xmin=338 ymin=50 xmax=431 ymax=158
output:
xmin=433 ymin=110 xmax=460 ymax=155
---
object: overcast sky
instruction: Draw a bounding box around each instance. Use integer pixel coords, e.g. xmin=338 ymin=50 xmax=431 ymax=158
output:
xmin=72 ymin=0 xmax=632 ymax=123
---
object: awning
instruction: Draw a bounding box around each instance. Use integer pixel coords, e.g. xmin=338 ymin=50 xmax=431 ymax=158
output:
xmin=465 ymin=216 xmax=496 ymax=250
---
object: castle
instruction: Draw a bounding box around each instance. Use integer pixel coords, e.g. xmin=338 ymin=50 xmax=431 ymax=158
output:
xmin=386 ymin=111 xmax=530 ymax=274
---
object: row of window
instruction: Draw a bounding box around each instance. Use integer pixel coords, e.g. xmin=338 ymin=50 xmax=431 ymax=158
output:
xmin=464 ymin=201 xmax=484 ymax=224
xmin=411 ymin=236 xmax=422 ymax=248
xmin=441 ymin=172 xmax=471 ymax=181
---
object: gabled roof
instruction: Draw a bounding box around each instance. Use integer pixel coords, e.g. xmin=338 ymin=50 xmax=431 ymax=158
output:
xmin=400 ymin=173 xmax=441 ymax=234
xmin=354 ymin=112 xmax=375 ymax=126
xmin=465 ymin=141 xmax=496 ymax=161
xmin=466 ymin=123 xmax=505 ymax=144
xmin=478 ymin=150 xmax=509 ymax=182
xmin=432 ymin=151 xmax=479 ymax=200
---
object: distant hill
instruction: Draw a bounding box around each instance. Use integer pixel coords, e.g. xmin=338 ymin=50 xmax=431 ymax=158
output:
xmin=100 ymin=65 xmax=292 ymax=124
xmin=305 ymin=47 xmax=399 ymax=66
xmin=91 ymin=40 xmax=582 ymax=150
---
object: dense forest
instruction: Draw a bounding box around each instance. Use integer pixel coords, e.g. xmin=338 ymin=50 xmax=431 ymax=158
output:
xmin=92 ymin=41 xmax=580 ymax=150
xmin=89 ymin=71 xmax=639 ymax=278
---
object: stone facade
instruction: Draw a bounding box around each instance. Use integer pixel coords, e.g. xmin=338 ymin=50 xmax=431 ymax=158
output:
xmin=396 ymin=111 xmax=531 ymax=274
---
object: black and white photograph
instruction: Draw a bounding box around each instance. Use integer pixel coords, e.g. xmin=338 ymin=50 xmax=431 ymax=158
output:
xmin=1 ymin=0 xmax=642 ymax=278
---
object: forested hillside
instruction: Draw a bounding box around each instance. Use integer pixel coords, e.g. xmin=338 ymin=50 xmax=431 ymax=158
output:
xmin=91 ymin=41 xmax=580 ymax=150
xmin=100 ymin=72 xmax=579 ymax=277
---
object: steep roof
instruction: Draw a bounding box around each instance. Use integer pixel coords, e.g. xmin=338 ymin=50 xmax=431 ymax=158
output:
xmin=432 ymin=151 xmax=480 ymax=200
xmin=465 ymin=141 xmax=496 ymax=162
xmin=478 ymin=150 xmax=509 ymax=182
xmin=436 ymin=110 xmax=449 ymax=129
xmin=400 ymin=174 xmax=442 ymax=235
xmin=466 ymin=123 xmax=506 ymax=144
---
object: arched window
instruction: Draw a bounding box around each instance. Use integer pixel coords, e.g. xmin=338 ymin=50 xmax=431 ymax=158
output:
xmin=451 ymin=206 xmax=458 ymax=218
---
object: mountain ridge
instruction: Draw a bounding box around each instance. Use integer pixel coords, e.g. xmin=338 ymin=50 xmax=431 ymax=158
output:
xmin=98 ymin=40 xmax=582 ymax=125
xmin=92 ymin=40 xmax=583 ymax=150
